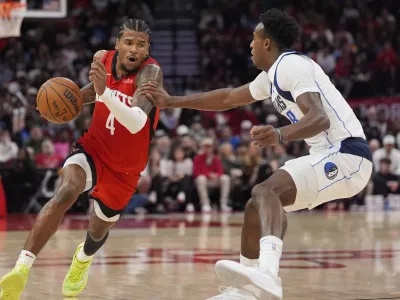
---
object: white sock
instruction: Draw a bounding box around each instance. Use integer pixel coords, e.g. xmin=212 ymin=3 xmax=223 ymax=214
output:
xmin=240 ymin=254 xmax=258 ymax=268
xmin=16 ymin=250 xmax=36 ymax=269
xmin=259 ymin=236 xmax=283 ymax=277
xmin=76 ymin=246 xmax=93 ymax=263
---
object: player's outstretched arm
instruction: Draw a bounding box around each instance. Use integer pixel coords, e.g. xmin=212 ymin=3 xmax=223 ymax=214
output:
xmin=139 ymin=81 xmax=257 ymax=111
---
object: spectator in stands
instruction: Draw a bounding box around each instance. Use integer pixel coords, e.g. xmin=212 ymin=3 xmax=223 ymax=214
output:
xmin=219 ymin=143 xmax=241 ymax=178
xmin=369 ymin=139 xmax=381 ymax=157
xmin=199 ymin=7 xmax=224 ymax=31
xmin=144 ymin=148 xmax=165 ymax=213
xmin=189 ymin=121 xmax=207 ymax=144
xmin=35 ymin=139 xmax=63 ymax=169
xmin=194 ymin=138 xmax=231 ymax=212
xmin=5 ymin=148 xmax=37 ymax=212
xmin=158 ymin=108 xmax=182 ymax=132
xmin=24 ymin=126 xmax=44 ymax=156
xmin=273 ymin=144 xmax=295 ymax=168
xmin=180 ymin=135 xmax=198 ymax=160
xmin=0 ymin=129 xmax=18 ymax=165
xmin=375 ymin=41 xmax=397 ymax=95
xmin=227 ymin=108 xmax=259 ymax=136
xmin=334 ymin=48 xmax=353 ymax=98
xmin=160 ymin=146 xmax=193 ymax=209
xmin=155 ymin=134 xmax=172 ymax=159
xmin=377 ymin=109 xmax=392 ymax=138
xmin=372 ymin=158 xmax=400 ymax=201
xmin=219 ymin=125 xmax=240 ymax=150
xmin=54 ymin=129 xmax=72 ymax=159
xmin=373 ymin=135 xmax=400 ymax=175
xmin=239 ymin=120 xmax=253 ymax=144
xmin=316 ymin=46 xmax=336 ymax=76
xmin=362 ymin=107 xmax=383 ymax=141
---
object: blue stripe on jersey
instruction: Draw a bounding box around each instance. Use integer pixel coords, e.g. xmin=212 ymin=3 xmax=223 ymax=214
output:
xmin=274 ymin=53 xmax=295 ymax=102
xmin=314 ymin=80 xmax=353 ymax=138
xmin=324 ymin=131 xmax=333 ymax=145
xmin=273 ymin=51 xmax=309 ymax=103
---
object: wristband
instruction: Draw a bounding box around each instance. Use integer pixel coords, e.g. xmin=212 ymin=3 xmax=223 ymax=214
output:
xmin=275 ymin=127 xmax=283 ymax=143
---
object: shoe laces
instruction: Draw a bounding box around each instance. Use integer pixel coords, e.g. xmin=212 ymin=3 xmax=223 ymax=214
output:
xmin=3 ymin=288 xmax=15 ymax=297
xmin=69 ymin=261 xmax=88 ymax=283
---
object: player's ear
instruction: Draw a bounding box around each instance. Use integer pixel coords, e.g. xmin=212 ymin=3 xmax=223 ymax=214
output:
xmin=264 ymin=38 xmax=271 ymax=51
xmin=115 ymin=39 xmax=120 ymax=50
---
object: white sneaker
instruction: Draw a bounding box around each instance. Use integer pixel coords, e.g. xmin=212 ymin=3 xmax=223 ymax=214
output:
xmin=206 ymin=286 xmax=257 ymax=300
xmin=215 ymin=260 xmax=282 ymax=300
xmin=202 ymin=204 xmax=212 ymax=213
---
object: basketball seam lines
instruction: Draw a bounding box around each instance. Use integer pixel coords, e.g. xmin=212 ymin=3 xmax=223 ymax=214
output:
xmin=51 ymin=80 xmax=82 ymax=99
xmin=43 ymin=86 xmax=60 ymax=123
xmin=46 ymin=81 xmax=75 ymax=118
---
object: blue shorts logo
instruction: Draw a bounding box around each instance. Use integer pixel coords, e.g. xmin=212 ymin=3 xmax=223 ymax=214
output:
xmin=324 ymin=162 xmax=338 ymax=180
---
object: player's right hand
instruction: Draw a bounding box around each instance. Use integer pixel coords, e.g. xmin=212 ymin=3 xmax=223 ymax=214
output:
xmin=250 ymin=125 xmax=280 ymax=148
xmin=138 ymin=81 xmax=171 ymax=109
xmin=89 ymin=61 xmax=107 ymax=96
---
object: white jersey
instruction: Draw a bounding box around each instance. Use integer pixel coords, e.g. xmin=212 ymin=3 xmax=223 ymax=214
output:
xmin=249 ymin=51 xmax=365 ymax=154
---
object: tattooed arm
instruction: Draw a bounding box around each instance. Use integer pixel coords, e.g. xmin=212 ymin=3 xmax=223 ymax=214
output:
xmin=131 ymin=63 xmax=163 ymax=114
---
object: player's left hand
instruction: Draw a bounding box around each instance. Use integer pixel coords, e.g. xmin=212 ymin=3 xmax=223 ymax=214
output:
xmin=89 ymin=61 xmax=107 ymax=95
xmin=250 ymin=125 xmax=280 ymax=148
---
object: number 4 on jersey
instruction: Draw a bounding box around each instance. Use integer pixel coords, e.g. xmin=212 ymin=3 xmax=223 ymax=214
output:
xmin=106 ymin=113 xmax=115 ymax=135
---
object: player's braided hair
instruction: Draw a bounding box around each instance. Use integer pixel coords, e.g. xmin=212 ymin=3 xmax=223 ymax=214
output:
xmin=259 ymin=8 xmax=300 ymax=50
xmin=118 ymin=19 xmax=151 ymax=41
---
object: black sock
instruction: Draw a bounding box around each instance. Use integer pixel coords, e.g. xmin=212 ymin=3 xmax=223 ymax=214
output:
xmin=83 ymin=231 xmax=109 ymax=256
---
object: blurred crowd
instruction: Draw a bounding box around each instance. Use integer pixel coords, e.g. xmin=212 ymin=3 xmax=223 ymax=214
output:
xmin=196 ymin=0 xmax=400 ymax=98
xmin=1 ymin=0 xmax=400 ymax=214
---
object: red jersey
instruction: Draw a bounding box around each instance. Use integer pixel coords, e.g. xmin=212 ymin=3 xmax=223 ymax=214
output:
xmin=78 ymin=50 xmax=160 ymax=174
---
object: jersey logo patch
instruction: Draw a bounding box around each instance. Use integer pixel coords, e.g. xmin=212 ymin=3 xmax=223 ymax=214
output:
xmin=324 ymin=162 xmax=338 ymax=180
xmin=272 ymin=94 xmax=287 ymax=113
xmin=122 ymin=78 xmax=134 ymax=84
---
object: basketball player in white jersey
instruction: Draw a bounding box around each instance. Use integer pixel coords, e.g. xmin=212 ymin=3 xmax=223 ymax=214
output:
xmin=138 ymin=8 xmax=373 ymax=300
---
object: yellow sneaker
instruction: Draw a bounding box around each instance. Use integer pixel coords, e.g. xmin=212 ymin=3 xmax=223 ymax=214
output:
xmin=62 ymin=243 xmax=93 ymax=297
xmin=0 ymin=264 xmax=29 ymax=300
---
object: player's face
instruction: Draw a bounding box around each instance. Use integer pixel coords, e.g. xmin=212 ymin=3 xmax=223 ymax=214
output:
xmin=250 ymin=23 xmax=270 ymax=69
xmin=116 ymin=30 xmax=150 ymax=72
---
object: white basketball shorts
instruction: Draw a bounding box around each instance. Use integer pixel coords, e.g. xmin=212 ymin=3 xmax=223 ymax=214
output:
xmin=281 ymin=137 xmax=373 ymax=212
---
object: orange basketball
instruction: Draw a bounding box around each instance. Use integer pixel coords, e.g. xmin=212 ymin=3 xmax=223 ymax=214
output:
xmin=37 ymin=77 xmax=83 ymax=124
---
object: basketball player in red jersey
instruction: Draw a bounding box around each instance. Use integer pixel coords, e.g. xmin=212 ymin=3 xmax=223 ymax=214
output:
xmin=0 ymin=19 xmax=163 ymax=299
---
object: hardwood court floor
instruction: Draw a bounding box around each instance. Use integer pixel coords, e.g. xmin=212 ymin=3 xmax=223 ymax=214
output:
xmin=0 ymin=211 xmax=399 ymax=300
